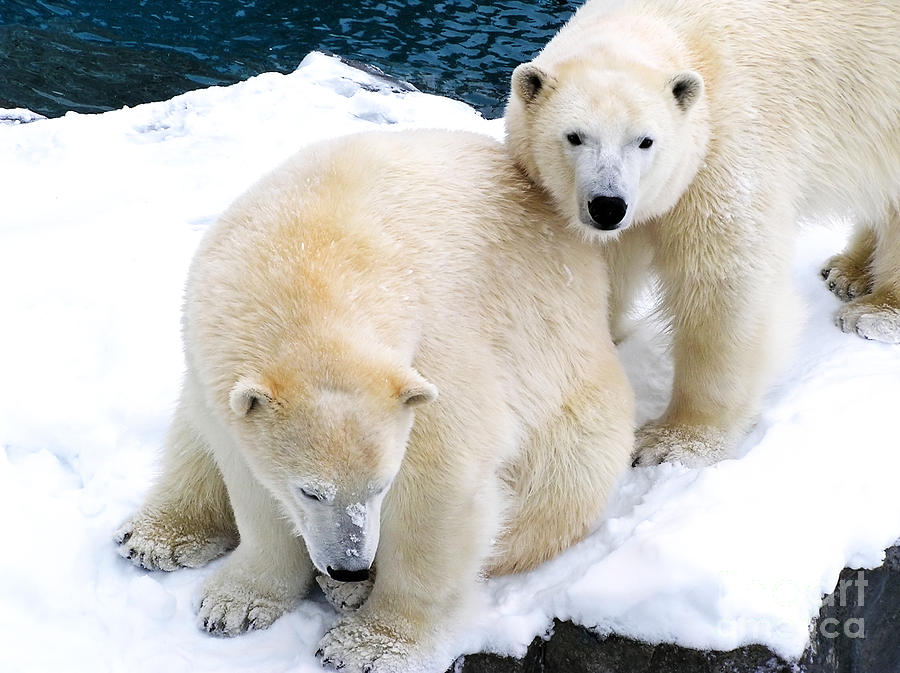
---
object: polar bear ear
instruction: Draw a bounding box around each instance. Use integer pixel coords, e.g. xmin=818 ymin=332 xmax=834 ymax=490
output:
xmin=397 ymin=369 xmax=438 ymax=408
xmin=669 ymin=70 xmax=704 ymax=112
xmin=512 ymin=63 xmax=557 ymax=105
xmin=229 ymin=378 xmax=274 ymax=417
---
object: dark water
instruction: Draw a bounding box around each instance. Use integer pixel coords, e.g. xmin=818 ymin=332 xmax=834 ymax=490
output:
xmin=0 ymin=0 xmax=579 ymax=119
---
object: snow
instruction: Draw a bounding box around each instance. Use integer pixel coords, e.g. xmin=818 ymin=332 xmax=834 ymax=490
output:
xmin=1 ymin=51 xmax=898 ymax=671
xmin=346 ymin=503 xmax=367 ymax=529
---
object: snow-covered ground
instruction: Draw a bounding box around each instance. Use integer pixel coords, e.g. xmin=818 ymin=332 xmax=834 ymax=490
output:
xmin=1 ymin=52 xmax=898 ymax=672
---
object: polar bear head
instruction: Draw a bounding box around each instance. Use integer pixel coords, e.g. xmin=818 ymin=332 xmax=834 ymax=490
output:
xmin=505 ymin=57 xmax=708 ymax=241
xmin=227 ymin=363 xmax=437 ymax=582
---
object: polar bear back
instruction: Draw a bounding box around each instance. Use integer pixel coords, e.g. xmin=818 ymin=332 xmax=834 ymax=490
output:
xmin=185 ymin=130 xmax=616 ymax=444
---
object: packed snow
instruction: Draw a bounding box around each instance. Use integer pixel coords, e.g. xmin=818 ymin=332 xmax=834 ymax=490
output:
xmin=1 ymin=52 xmax=898 ymax=672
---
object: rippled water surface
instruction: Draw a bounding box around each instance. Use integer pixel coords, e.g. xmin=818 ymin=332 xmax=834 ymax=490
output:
xmin=0 ymin=0 xmax=579 ymax=118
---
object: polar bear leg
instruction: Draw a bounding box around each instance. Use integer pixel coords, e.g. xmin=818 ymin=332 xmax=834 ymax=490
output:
xmin=836 ymin=209 xmax=900 ymax=343
xmin=634 ymin=198 xmax=801 ymax=466
xmin=198 ymin=438 xmax=314 ymax=636
xmin=605 ymin=227 xmax=654 ymax=343
xmin=490 ymin=359 xmax=633 ymax=575
xmin=821 ymin=226 xmax=875 ymax=301
xmin=115 ymin=383 xmax=238 ymax=571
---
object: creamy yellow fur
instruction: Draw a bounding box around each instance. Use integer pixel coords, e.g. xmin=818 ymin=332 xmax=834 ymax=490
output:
xmin=115 ymin=130 xmax=633 ymax=672
xmin=505 ymin=0 xmax=900 ymax=466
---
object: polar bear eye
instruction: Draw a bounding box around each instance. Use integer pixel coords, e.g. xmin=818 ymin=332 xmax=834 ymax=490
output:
xmin=299 ymin=487 xmax=324 ymax=502
xmin=566 ymin=132 xmax=583 ymax=146
xmin=639 ymin=137 xmax=654 ymax=149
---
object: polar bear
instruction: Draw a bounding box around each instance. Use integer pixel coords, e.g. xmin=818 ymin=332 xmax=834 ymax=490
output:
xmin=114 ymin=130 xmax=633 ymax=672
xmin=505 ymin=0 xmax=900 ymax=466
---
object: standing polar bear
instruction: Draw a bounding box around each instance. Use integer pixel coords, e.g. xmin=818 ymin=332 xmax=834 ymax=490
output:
xmin=506 ymin=0 xmax=900 ymax=466
xmin=114 ymin=130 xmax=633 ymax=672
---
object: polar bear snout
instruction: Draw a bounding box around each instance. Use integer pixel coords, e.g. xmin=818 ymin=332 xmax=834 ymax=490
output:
xmin=571 ymin=143 xmax=640 ymax=234
xmin=587 ymin=195 xmax=628 ymax=230
xmin=296 ymin=489 xmax=387 ymax=582
xmin=326 ymin=565 xmax=371 ymax=583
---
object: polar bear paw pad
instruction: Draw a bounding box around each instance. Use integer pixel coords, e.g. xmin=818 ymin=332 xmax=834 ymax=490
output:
xmin=836 ymin=301 xmax=900 ymax=344
xmin=632 ymin=423 xmax=730 ymax=467
xmin=197 ymin=583 xmax=289 ymax=636
xmin=114 ymin=514 xmax=234 ymax=572
xmin=317 ymin=616 xmax=419 ymax=673
xmin=317 ymin=574 xmax=374 ymax=612
xmin=820 ymin=257 xmax=871 ymax=302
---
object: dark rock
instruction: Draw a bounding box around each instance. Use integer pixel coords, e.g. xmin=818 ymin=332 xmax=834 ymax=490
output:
xmin=452 ymin=544 xmax=900 ymax=673
xmin=545 ymin=625 xmax=653 ymax=672
xmin=456 ymin=636 xmax=543 ymax=673
xmin=800 ymin=546 xmax=900 ymax=673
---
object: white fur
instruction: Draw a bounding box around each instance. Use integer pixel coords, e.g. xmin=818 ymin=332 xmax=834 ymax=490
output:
xmin=115 ymin=130 xmax=634 ymax=672
xmin=506 ymin=0 xmax=900 ymax=465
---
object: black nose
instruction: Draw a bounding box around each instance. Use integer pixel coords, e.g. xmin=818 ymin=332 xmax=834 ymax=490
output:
xmin=587 ymin=196 xmax=627 ymax=230
xmin=326 ymin=566 xmax=370 ymax=582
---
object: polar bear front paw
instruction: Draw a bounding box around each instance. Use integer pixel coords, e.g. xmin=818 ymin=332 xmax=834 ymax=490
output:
xmin=317 ymin=615 xmax=422 ymax=673
xmin=632 ymin=423 xmax=729 ymax=467
xmin=836 ymin=298 xmax=900 ymax=344
xmin=114 ymin=511 xmax=236 ymax=572
xmin=317 ymin=574 xmax=374 ymax=612
xmin=197 ymin=574 xmax=293 ymax=636
xmin=820 ymin=255 xmax=871 ymax=302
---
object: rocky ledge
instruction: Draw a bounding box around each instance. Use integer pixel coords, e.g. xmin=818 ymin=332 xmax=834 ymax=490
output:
xmin=454 ymin=545 xmax=900 ymax=673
